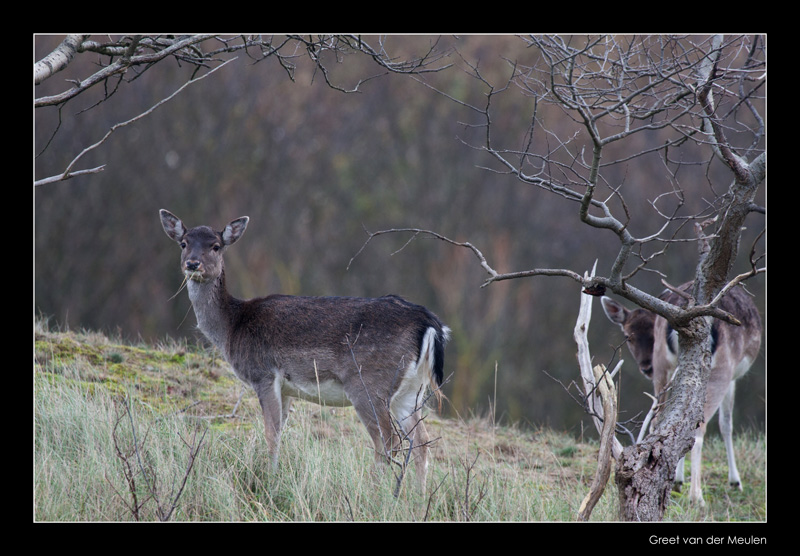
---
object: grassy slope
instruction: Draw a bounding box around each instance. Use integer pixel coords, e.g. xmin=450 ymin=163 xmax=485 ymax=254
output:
xmin=33 ymin=321 xmax=766 ymax=522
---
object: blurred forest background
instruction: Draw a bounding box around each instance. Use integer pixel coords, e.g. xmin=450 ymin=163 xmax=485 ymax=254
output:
xmin=34 ymin=35 xmax=765 ymax=440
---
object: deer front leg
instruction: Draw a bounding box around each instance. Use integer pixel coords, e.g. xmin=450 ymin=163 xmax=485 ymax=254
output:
xmin=254 ymin=377 xmax=286 ymax=468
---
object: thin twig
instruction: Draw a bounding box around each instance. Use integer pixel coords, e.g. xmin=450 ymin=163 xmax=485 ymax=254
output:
xmin=349 ymin=227 xmax=584 ymax=288
xmin=35 ymin=57 xmax=236 ymax=187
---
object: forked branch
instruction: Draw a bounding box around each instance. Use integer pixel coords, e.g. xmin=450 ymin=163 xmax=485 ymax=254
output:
xmin=349 ymin=227 xmax=583 ymax=288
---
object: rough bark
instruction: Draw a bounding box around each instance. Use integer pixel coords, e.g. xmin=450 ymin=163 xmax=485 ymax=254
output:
xmin=615 ymin=317 xmax=710 ymax=520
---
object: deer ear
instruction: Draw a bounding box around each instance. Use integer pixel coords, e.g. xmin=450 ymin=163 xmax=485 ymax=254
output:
xmin=222 ymin=217 xmax=249 ymax=245
xmin=601 ymin=296 xmax=628 ymax=326
xmin=160 ymin=209 xmax=186 ymax=242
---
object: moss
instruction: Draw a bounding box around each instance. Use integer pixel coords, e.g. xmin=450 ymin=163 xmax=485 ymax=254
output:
xmin=34 ymin=324 xmax=246 ymax=421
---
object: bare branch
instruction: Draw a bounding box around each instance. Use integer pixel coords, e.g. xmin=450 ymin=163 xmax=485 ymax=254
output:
xmin=573 ymin=262 xmax=624 ymax=460
xmin=350 ymin=227 xmax=590 ymax=288
xmin=35 ymin=57 xmax=236 ymax=187
xmin=34 ymin=34 xmax=90 ymax=85
xmin=35 ymin=35 xmax=217 ymax=107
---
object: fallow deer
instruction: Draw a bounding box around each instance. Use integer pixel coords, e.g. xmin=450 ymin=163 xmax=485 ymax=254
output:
xmin=160 ymin=210 xmax=450 ymax=491
xmin=601 ymin=283 xmax=762 ymax=506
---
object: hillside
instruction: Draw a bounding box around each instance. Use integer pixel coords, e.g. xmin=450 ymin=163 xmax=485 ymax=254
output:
xmin=33 ymin=320 xmax=766 ymax=522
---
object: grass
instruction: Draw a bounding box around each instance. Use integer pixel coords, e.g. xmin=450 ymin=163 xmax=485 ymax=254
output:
xmin=33 ymin=319 xmax=766 ymax=522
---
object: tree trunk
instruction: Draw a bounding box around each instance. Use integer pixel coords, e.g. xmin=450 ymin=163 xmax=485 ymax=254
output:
xmin=615 ymin=154 xmax=763 ymax=520
xmin=616 ymin=317 xmax=711 ymax=520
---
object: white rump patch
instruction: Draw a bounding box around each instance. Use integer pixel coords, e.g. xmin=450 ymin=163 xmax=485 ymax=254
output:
xmin=390 ymin=327 xmax=441 ymax=432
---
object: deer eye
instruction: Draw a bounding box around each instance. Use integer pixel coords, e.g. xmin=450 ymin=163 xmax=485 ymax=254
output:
xmin=180 ymin=241 xmax=186 ymax=249
xmin=212 ymin=244 xmax=221 ymax=252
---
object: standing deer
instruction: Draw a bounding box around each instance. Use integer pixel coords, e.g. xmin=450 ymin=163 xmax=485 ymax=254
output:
xmin=601 ymin=283 xmax=762 ymax=506
xmin=159 ymin=209 xmax=450 ymax=491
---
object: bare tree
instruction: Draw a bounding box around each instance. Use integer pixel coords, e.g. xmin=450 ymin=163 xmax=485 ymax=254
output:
xmin=389 ymin=34 xmax=765 ymax=520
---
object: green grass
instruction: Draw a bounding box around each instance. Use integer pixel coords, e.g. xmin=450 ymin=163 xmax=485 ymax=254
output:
xmin=33 ymin=320 xmax=765 ymax=522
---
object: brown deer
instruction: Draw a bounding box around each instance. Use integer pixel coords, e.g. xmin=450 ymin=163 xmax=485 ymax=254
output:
xmin=160 ymin=210 xmax=450 ymax=491
xmin=601 ymin=283 xmax=762 ymax=506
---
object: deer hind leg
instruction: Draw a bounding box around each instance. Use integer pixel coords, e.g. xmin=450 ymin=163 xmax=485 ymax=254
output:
xmin=719 ymin=380 xmax=742 ymax=489
xmin=689 ymin=422 xmax=708 ymax=506
xmin=674 ymin=456 xmax=686 ymax=491
xmin=389 ymin=382 xmax=432 ymax=493
xmin=402 ymin=408 xmax=430 ymax=492
xmin=349 ymin=391 xmax=431 ymax=493
xmin=347 ymin=391 xmax=396 ymax=464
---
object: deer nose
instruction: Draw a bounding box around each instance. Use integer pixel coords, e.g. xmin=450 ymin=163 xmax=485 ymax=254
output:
xmin=186 ymin=260 xmax=201 ymax=271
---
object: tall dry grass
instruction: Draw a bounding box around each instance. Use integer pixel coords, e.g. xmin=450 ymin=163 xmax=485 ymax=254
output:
xmin=33 ymin=322 xmax=764 ymax=522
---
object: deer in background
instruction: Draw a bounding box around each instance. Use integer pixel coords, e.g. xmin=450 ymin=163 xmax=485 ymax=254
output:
xmin=159 ymin=209 xmax=450 ymax=491
xmin=601 ymin=283 xmax=762 ymax=506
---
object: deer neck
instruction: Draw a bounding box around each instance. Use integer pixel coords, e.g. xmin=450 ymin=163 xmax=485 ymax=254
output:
xmin=186 ymin=267 xmax=236 ymax=354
